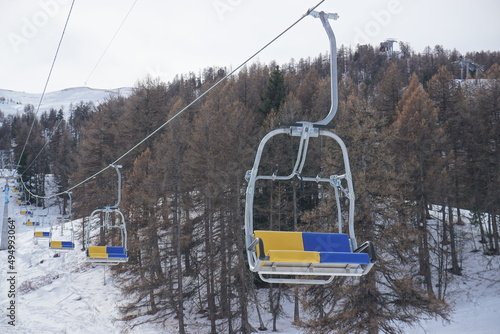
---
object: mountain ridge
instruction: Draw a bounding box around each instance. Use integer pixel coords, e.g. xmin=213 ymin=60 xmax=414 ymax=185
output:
xmin=0 ymin=87 xmax=133 ymax=117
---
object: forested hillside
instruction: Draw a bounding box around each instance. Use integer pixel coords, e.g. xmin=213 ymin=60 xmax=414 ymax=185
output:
xmin=1 ymin=43 xmax=499 ymax=333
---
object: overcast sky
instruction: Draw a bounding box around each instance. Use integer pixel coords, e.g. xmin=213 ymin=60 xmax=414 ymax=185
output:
xmin=1 ymin=0 xmax=499 ymax=93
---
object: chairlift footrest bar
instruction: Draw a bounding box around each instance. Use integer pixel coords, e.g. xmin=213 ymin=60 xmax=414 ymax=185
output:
xmin=279 ymin=122 xmax=335 ymax=130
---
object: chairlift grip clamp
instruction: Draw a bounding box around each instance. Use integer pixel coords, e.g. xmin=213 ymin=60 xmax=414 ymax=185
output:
xmin=244 ymin=170 xmax=252 ymax=182
xmin=309 ymin=10 xmax=339 ymax=20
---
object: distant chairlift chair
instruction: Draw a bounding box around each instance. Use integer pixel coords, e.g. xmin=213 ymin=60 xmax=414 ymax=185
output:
xmin=49 ymin=192 xmax=76 ymax=251
xmin=49 ymin=218 xmax=75 ymax=250
xmin=85 ymin=165 xmax=128 ymax=265
xmin=33 ymin=215 xmax=51 ymax=239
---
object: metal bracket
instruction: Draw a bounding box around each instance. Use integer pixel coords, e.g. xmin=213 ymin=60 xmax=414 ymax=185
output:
xmin=309 ymin=10 xmax=339 ymax=20
xmin=244 ymin=170 xmax=252 ymax=182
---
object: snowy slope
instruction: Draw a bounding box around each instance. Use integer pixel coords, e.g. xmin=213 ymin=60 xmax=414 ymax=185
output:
xmin=403 ymin=214 xmax=500 ymax=334
xmin=0 ymin=176 xmax=161 ymax=334
xmin=0 ymin=87 xmax=133 ymax=117
xmin=0 ymin=176 xmax=498 ymax=334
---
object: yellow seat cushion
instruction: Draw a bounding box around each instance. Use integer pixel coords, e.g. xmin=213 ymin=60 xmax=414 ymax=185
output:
xmin=50 ymin=241 xmax=62 ymax=248
xmin=268 ymin=250 xmax=320 ymax=263
xmin=88 ymin=246 xmax=108 ymax=258
xmin=253 ymin=231 xmax=304 ymax=258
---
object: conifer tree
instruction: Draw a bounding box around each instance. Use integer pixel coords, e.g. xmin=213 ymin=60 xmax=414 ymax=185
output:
xmin=427 ymin=66 xmax=467 ymax=274
xmin=260 ymin=65 xmax=286 ymax=116
xmin=466 ymin=64 xmax=500 ymax=254
xmin=70 ymin=97 xmax=127 ymax=217
xmin=390 ymin=73 xmax=446 ymax=294
xmin=374 ymin=62 xmax=407 ymax=124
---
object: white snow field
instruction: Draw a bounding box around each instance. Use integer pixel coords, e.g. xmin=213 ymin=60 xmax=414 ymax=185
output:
xmin=0 ymin=87 xmax=133 ymax=118
xmin=0 ymin=177 xmax=498 ymax=334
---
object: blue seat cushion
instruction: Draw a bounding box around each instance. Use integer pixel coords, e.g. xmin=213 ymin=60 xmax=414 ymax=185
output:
xmin=107 ymin=247 xmax=126 ymax=257
xmin=320 ymin=252 xmax=370 ymax=264
xmin=108 ymin=253 xmax=127 ymax=258
xmin=61 ymin=241 xmax=75 ymax=248
xmin=302 ymin=232 xmax=351 ymax=252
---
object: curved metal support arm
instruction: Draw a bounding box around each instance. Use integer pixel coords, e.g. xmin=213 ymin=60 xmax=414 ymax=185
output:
xmin=110 ymin=164 xmax=122 ymax=209
xmin=65 ymin=191 xmax=72 ymax=219
xmin=310 ymin=11 xmax=339 ymax=125
xmin=320 ymin=130 xmax=357 ymax=248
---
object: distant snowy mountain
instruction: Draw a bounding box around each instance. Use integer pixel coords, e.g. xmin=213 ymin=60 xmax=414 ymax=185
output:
xmin=0 ymin=87 xmax=133 ymax=117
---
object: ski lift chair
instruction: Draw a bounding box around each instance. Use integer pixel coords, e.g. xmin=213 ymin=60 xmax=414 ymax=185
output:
xmin=24 ymin=220 xmax=40 ymax=226
xmin=86 ymin=207 xmax=128 ymax=264
xmin=244 ymin=11 xmax=376 ymax=285
xmin=85 ymin=165 xmax=128 ymax=265
xmin=33 ymin=214 xmax=50 ymax=238
xmin=49 ymin=218 xmax=75 ymax=251
xmin=34 ymin=231 xmax=51 ymax=238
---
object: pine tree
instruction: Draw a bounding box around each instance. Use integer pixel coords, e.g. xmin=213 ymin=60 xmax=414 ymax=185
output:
xmin=427 ymin=66 xmax=467 ymax=274
xmin=390 ymin=73 xmax=446 ymax=294
xmin=374 ymin=62 xmax=407 ymax=124
xmin=465 ymin=64 xmax=500 ymax=255
xmin=69 ymin=101 xmax=94 ymax=144
xmin=260 ymin=65 xmax=286 ymax=116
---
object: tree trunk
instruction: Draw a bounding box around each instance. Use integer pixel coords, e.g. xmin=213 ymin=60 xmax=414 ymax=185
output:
xmin=205 ymin=199 xmax=217 ymax=334
xmin=441 ymin=205 xmax=449 ymax=245
xmin=270 ymin=283 xmax=282 ymax=332
xmin=448 ymin=206 xmax=462 ymax=275
xmin=234 ymin=179 xmax=254 ymax=334
xmin=491 ymin=211 xmax=499 ymax=254
xmin=174 ymin=192 xmax=186 ymax=334
xmin=418 ymin=201 xmax=434 ymax=297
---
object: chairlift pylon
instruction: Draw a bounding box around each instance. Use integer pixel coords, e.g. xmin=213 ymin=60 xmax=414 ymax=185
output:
xmin=244 ymin=11 xmax=376 ymax=285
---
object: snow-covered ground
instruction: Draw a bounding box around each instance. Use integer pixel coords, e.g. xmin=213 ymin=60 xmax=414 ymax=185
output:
xmin=403 ymin=227 xmax=500 ymax=334
xmin=0 ymin=176 xmax=160 ymax=333
xmin=0 ymin=176 xmax=498 ymax=334
xmin=0 ymin=87 xmax=133 ymax=117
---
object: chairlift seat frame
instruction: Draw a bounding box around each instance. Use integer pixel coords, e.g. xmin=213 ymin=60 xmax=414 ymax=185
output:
xmin=85 ymin=166 xmax=128 ymax=265
xmin=250 ymin=231 xmax=375 ymax=283
xmin=244 ymin=11 xmax=376 ymax=285
xmin=49 ymin=240 xmax=75 ymax=250
xmin=87 ymin=245 xmax=128 ymax=263
xmin=24 ymin=221 xmax=40 ymax=226
xmin=34 ymin=231 xmax=51 ymax=238
xmin=48 ymin=218 xmax=75 ymax=251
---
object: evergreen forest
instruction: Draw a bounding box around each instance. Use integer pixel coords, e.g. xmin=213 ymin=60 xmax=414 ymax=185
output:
xmin=1 ymin=43 xmax=499 ymax=333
